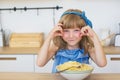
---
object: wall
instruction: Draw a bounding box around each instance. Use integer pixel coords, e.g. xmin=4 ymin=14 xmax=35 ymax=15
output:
xmin=0 ymin=0 xmax=120 ymax=44
xmin=0 ymin=0 xmax=60 ymax=34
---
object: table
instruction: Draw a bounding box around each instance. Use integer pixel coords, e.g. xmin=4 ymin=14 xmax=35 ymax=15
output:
xmin=0 ymin=72 xmax=120 ymax=80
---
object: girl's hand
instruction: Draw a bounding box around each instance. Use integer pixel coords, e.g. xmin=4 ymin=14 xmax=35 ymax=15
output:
xmin=80 ymin=26 xmax=98 ymax=41
xmin=49 ymin=23 xmax=63 ymax=39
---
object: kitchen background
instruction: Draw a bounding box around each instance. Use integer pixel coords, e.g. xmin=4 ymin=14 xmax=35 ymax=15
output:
xmin=0 ymin=0 xmax=120 ymax=46
xmin=0 ymin=0 xmax=120 ymax=73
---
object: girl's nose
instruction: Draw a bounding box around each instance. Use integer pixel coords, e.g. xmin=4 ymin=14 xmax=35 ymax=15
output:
xmin=69 ymin=32 xmax=73 ymax=38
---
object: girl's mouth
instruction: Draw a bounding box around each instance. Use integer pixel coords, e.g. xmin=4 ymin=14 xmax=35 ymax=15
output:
xmin=68 ymin=39 xmax=75 ymax=42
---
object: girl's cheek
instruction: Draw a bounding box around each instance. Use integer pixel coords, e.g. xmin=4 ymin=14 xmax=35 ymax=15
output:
xmin=62 ymin=33 xmax=68 ymax=38
xmin=74 ymin=33 xmax=79 ymax=37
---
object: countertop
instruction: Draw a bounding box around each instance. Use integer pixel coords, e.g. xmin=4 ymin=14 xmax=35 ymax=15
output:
xmin=0 ymin=72 xmax=120 ymax=80
xmin=0 ymin=46 xmax=120 ymax=54
xmin=0 ymin=46 xmax=40 ymax=54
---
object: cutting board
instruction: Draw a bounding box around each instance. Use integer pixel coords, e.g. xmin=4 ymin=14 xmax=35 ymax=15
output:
xmin=9 ymin=33 xmax=44 ymax=47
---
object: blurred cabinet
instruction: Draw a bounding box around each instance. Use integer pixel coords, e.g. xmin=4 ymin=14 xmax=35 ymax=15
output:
xmin=34 ymin=55 xmax=54 ymax=73
xmin=0 ymin=55 xmax=34 ymax=72
xmin=1 ymin=54 xmax=120 ymax=73
xmin=0 ymin=54 xmax=54 ymax=73
xmin=91 ymin=55 xmax=120 ymax=73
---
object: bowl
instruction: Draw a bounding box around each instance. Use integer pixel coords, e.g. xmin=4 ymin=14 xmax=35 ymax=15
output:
xmin=59 ymin=65 xmax=93 ymax=80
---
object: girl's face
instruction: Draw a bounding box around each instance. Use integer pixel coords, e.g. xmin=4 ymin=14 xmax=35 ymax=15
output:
xmin=62 ymin=27 xmax=82 ymax=48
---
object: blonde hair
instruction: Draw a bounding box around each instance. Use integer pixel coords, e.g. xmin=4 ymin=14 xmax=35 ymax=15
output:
xmin=53 ymin=9 xmax=94 ymax=54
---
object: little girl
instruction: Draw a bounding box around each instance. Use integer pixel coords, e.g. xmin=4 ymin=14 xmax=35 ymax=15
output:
xmin=37 ymin=9 xmax=107 ymax=73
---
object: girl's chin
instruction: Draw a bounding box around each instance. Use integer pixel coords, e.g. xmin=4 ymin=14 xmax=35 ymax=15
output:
xmin=67 ymin=43 xmax=78 ymax=46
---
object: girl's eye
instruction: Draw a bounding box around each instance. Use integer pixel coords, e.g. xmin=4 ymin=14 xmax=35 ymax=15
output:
xmin=63 ymin=29 xmax=69 ymax=32
xmin=74 ymin=30 xmax=80 ymax=32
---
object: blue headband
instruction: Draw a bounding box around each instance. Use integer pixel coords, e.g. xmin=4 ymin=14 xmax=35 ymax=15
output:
xmin=61 ymin=11 xmax=92 ymax=28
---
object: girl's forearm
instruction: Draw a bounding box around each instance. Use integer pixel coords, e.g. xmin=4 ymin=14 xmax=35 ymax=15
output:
xmin=93 ymin=36 xmax=107 ymax=67
xmin=37 ymin=36 xmax=52 ymax=67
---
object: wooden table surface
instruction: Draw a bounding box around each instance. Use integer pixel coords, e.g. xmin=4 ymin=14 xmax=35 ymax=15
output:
xmin=0 ymin=72 xmax=120 ymax=80
xmin=0 ymin=46 xmax=120 ymax=54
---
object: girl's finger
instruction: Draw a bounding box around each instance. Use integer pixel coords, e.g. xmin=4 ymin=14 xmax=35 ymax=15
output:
xmin=55 ymin=25 xmax=63 ymax=36
xmin=80 ymin=28 xmax=88 ymax=36
xmin=81 ymin=26 xmax=93 ymax=37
